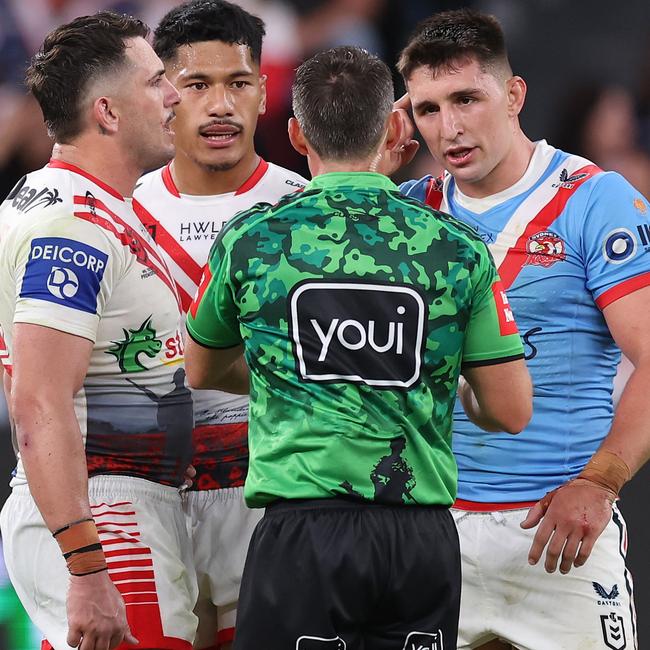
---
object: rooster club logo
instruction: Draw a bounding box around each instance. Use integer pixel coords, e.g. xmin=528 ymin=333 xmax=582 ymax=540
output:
xmin=289 ymin=282 xmax=426 ymax=389
xmin=525 ymin=231 xmax=566 ymax=267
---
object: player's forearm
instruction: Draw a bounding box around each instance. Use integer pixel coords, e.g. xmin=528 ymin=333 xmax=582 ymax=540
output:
xmin=186 ymin=339 xmax=249 ymax=394
xmin=191 ymin=355 xmax=249 ymax=394
xmin=599 ymin=357 xmax=650 ymax=478
xmin=12 ymin=390 xmax=91 ymax=531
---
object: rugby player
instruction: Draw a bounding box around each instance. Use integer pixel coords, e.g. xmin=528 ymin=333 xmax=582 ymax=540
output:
xmin=396 ymin=9 xmax=650 ymax=649
xmin=0 ymin=13 xmax=197 ymax=650
xmin=134 ymin=2 xmax=306 ymax=648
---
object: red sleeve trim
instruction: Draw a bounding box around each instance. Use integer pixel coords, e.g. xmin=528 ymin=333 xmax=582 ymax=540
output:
xmin=595 ymin=271 xmax=650 ymax=310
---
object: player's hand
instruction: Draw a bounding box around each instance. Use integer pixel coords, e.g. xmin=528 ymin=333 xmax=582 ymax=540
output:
xmin=66 ymin=571 xmax=138 ymax=650
xmin=181 ymin=463 xmax=196 ymax=490
xmin=383 ymin=94 xmax=420 ymax=176
xmin=520 ymin=478 xmax=615 ymax=574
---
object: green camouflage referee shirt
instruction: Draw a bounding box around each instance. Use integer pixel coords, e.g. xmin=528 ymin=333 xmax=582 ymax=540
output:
xmin=187 ymin=172 xmax=524 ymax=507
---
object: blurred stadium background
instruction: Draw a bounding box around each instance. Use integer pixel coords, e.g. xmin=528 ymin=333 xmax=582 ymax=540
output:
xmin=1 ymin=0 xmax=649 ymax=647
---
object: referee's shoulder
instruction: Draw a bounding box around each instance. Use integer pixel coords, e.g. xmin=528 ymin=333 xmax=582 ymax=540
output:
xmin=219 ymin=188 xmax=315 ymax=243
xmin=389 ymin=188 xmax=486 ymax=249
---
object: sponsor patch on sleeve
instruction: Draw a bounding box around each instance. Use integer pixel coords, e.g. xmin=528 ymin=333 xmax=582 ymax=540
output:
xmin=20 ymin=237 xmax=108 ymax=314
xmin=491 ymin=281 xmax=518 ymax=336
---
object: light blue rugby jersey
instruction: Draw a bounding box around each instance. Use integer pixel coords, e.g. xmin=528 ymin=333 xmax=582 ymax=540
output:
xmin=401 ymin=140 xmax=650 ymax=502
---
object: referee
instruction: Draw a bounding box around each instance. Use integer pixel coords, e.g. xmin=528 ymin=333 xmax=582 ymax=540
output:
xmin=184 ymin=46 xmax=532 ymax=650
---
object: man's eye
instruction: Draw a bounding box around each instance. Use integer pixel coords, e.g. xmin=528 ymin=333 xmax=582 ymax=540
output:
xmin=189 ymin=82 xmax=207 ymax=90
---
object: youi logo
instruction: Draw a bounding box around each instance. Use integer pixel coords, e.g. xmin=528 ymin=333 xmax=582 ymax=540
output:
xmin=20 ymin=237 xmax=108 ymax=313
xmin=289 ymin=282 xmax=426 ymax=389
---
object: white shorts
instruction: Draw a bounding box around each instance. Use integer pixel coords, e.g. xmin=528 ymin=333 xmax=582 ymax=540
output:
xmin=0 ymin=475 xmax=198 ymax=650
xmin=183 ymin=487 xmax=263 ymax=649
xmin=452 ymin=505 xmax=637 ymax=649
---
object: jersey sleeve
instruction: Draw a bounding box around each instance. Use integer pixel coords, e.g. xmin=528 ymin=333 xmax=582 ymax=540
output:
xmin=186 ymin=232 xmax=241 ymax=348
xmin=12 ymin=210 xmax=117 ymax=342
xmin=399 ymin=176 xmax=430 ymax=202
xmin=462 ymin=244 xmax=525 ymax=366
xmin=580 ymin=172 xmax=650 ymax=309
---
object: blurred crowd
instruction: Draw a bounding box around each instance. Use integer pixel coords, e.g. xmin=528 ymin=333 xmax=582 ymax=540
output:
xmin=2 ymin=0 xmax=650 ymax=194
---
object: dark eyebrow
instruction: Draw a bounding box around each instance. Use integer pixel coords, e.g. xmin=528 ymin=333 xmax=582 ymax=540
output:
xmin=148 ymin=69 xmax=165 ymax=83
xmin=412 ymin=87 xmax=484 ymax=113
xmin=177 ymin=69 xmax=255 ymax=83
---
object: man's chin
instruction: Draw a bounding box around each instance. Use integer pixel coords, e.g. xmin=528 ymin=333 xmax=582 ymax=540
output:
xmin=198 ymin=156 xmax=240 ymax=173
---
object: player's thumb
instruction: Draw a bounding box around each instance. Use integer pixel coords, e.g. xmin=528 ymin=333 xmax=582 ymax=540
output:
xmin=520 ymin=502 xmax=543 ymax=529
xmin=124 ymin=628 xmax=139 ymax=646
xmin=67 ymin=625 xmax=82 ymax=648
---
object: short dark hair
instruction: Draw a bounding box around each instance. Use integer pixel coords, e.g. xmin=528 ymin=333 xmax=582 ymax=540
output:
xmin=153 ymin=0 xmax=265 ymax=65
xmin=292 ymin=46 xmax=394 ymax=161
xmin=26 ymin=11 xmax=148 ymax=143
xmin=398 ymin=9 xmax=511 ymax=81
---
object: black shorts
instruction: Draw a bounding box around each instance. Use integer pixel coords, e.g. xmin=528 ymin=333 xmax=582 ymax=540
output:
xmin=233 ymin=498 xmax=460 ymax=650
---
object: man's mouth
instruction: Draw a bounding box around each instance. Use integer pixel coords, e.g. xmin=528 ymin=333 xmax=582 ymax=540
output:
xmin=199 ymin=122 xmax=242 ymax=144
xmin=445 ymin=146 xmax=475 ymax=165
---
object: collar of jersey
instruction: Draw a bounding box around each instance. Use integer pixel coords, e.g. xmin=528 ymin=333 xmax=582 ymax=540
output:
xmin=451 ymin=139 xmax=556 ymax=213
xmin=306 ymin=171 xmax=398 ymax=192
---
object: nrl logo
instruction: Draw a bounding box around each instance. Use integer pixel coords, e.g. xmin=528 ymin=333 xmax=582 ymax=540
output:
xmin=107 ymin=316 xmax=162 ymax=373
xmin=552 ymin=168 xmax=589 ymax=189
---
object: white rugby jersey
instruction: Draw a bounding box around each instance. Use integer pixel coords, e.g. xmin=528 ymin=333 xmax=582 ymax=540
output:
xmin=134 ymin=158 xmax=306 ymax=490
xmin=0 ymin=160 xmax=193 ymax=487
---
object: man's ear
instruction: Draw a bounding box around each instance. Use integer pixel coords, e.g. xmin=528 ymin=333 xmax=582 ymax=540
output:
xmin=92 ymin=96 xmax=120 ymax=135
xmin=258 ymin=74 xmax=267 ymax=116
xmin=506 ymin=75 xmax=527 ymax=118
xmin=385 ymin=110 xmax=406 ymax=155
xmin=288 ymin=117 xmax=308 ymax=156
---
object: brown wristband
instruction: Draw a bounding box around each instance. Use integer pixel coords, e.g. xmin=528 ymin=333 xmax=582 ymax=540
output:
xmin=578 ymin=450 xmax=631 ymax=496
xmin=53 ymin=519 xmax=107 ymax=576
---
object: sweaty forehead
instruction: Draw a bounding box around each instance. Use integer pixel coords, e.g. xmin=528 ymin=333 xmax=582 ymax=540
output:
xmin=169 ymin=41 xmax=255 ymax=78
xmin=125 ymin=36 xmax=164 ymax=76
xmin=408 ymin=59 xmax=500 ymax=95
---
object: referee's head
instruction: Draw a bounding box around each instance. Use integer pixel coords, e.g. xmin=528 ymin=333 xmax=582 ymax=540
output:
xmin=290 ymin=46 xmax=396 ymax=167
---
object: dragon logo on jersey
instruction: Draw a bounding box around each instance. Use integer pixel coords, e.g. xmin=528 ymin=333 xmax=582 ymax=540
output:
xmin=552 ymin=168 xmax=589 ymax=189
xmin=107 ymin=316 xmax=162 ymax=373
xmin=600 ymin=612 xmax=626 ymax=649
xmin=525 ymin=231 xmax=566 ymax=267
